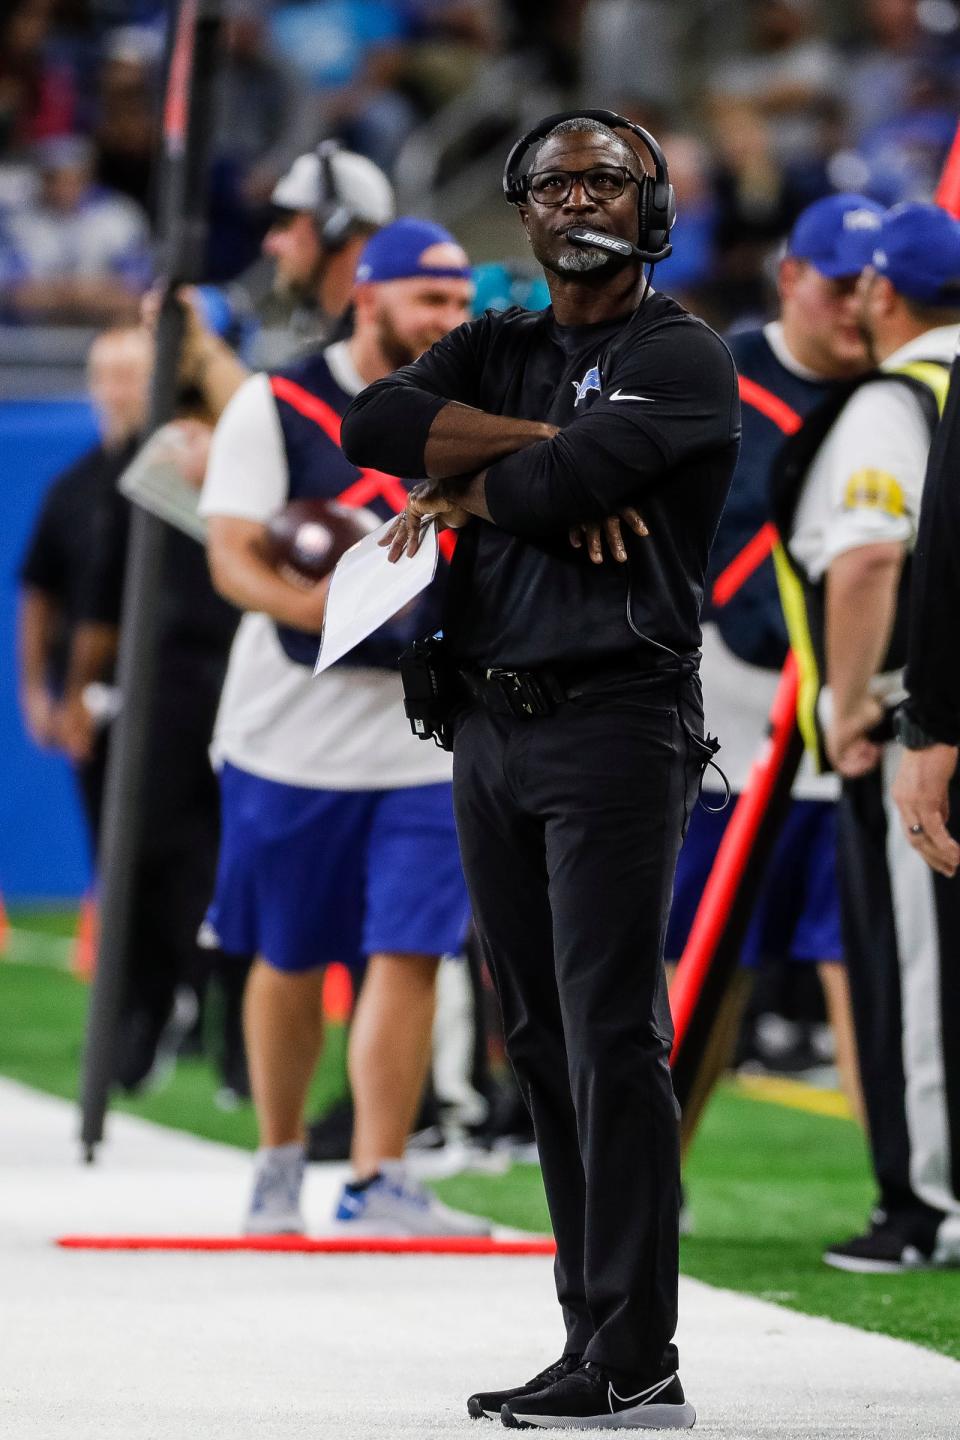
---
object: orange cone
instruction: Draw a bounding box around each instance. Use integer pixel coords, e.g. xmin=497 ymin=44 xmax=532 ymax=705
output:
xmin=71 ymin=895 xmax=99 ymax=981
xmin=0 ymin=892 xmax=9 ymax=956
xmin=322 ymin=962 xmax=354 ymax=1023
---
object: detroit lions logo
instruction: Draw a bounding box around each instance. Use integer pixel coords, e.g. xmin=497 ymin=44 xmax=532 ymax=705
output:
xmin=571 ymin=364 xmax=601 ymax=405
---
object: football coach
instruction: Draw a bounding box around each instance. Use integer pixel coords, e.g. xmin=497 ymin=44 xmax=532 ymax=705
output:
xmin=341 ymin=109 xmax=740 ymax=1431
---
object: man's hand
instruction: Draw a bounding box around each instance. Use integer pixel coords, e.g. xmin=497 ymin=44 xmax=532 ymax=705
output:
xmin=142 ymin=285 xmax=248 ymax=422
xmin=380 ymin=480 xmax=470 ymax=563
xmin=570 ymin=507 xmax=649 ymax=564
xmin=826 ymin=694 xmax=884 ymax=778
xmin=21 ymin=684 xmax=58 ymax=748
xmin=58 ymin=692 xmax=96 ymax=764
xmin=892 ymin=744 xmax=960 ymax=878
xmin=152 ymin=418 xmax=213 ymax=491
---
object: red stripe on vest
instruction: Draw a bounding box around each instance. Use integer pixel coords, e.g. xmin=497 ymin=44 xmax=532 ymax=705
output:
xmin=737 ymin=375 xmax=802 ymax=437
xmin=270 ymin=375 xmax=345 ymax=440
xmin=709 ymin=376 xmax=803 ymax=607
xmin=270 ymin=374 xmax=456 ymax=560
xmin=711 ymin=521 xmax=777 ymax=608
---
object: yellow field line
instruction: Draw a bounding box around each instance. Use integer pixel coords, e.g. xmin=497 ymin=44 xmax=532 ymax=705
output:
xmin=733 ymin=1072 xmax=853 ymax=1120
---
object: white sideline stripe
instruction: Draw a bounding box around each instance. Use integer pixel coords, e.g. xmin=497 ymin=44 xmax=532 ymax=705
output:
xmin=2 ymin=1078 xmax=959 ymax=1440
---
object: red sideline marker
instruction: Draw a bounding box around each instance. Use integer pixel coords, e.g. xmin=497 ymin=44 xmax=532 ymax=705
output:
xmin=56 ymin=1234 xmax=556 ymax=1256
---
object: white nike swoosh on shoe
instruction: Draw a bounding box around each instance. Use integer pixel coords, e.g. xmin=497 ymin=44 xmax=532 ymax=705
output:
xmin=608 ymin=389 xmax=656 ymax=402
xmin=608 ymin=1374 xmax=675 ymax=1407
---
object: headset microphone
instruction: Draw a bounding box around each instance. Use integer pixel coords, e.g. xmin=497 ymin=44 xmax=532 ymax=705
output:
xmin=565 ymin=227 xmax=671 ymax=262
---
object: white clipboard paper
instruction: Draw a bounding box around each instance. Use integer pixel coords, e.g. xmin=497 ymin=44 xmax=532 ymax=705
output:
xmin=314 ymin=516 xmax=439 ymax=674
xmin=118 ymin=425 xmax=207 ymax=543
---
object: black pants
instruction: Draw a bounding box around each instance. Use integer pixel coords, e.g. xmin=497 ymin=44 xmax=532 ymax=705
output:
xmin=839 ymin=749 xmax=960 ymax=1250
xmin=452 ymin=672 xmax=702 ymax=1377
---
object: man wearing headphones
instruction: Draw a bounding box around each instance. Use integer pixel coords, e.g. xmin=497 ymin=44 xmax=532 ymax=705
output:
xmin=343 ymin=111 xmax=740 ymax=1430
xmin=170 ymin=142 xmax=397 ymax=423
xmin=260 ymin=142 xmax=396 ymax=341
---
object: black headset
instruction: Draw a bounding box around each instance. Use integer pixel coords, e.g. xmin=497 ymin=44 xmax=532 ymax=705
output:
xmin=502 ymin=108 xmax=675 ymax=263
xmin=315 ymin=139 xmax=356 ymax=253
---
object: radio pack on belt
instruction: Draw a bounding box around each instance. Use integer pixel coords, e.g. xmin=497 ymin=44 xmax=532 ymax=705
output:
xmin=398 ymin=633 xmax=462 ymax=751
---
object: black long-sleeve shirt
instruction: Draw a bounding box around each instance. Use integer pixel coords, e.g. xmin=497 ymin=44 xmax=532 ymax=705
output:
xmin=342 ymin=295 xmax=740 ymax=669
xmin=19 ymin=441 xmax=136 ymax=693
xmin=904 ymin=348 xmax=960 ymax=745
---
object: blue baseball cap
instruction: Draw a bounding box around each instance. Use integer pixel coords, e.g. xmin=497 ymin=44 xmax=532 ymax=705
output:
xmin=869 ymin=202 xmax=960 ymax=305
xmin=355 ymin=217 xmax=471 ymax=285
xmin=786 ymin=193 xmax=886 ymax=278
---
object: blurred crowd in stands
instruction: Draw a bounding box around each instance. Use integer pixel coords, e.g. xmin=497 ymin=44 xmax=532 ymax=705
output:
xmin=1 ymin=0 xmax=959 ymax=331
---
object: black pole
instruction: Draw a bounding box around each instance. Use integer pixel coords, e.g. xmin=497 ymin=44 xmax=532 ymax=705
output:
xmin=672 ymin=721 xmax=804 ymax=1148
xmin=79 ymin=0 xmax=222 ymax=1161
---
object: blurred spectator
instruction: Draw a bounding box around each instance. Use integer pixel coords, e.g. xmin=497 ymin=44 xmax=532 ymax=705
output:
xmin=853 ymin=98 xmax=959 ymax=205
xmin=0 ymin=134 xmax=152 ymax=324
xmin=843 ymin=0 xmax=926 ymax=144
xmin=271 ymin=0 xmax=413 ymax=93
xmin=0 ymin=1 xmax=78 ymax=159
xmin=823 ymin=0 xmax=960 ymax=207
xmin=207 ymin=7 xmax=322 ymax=279
xmin=652 ymin=131 xmax=718 ymax=303
xmin=580 ymin=1 xmax=683 ymax=116
xmin=270 ymin=0 xmax=494 ymax=175
xmin=708 ymin=102 xmax=815 ymax=325
xmin=93 ymin=25 xmax=161 ymax=217
xmin=345 ymin=0 xmax=495 ymax=168
xmin=504 ymin=0 xmax=585 ymax=88
xmin=270 ymin=0 xmax=413 ymax=173
xmin=17 ymin=326 xmax=151 ymax=834
xmin=707 ymin=0 xmax=843 ymax=173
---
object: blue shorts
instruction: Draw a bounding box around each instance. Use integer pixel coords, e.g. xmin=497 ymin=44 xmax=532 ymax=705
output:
xmin=666 ymin=797 xmax=842 ymax=967
xmin=206 ymin=764 xmax=470 ymax=973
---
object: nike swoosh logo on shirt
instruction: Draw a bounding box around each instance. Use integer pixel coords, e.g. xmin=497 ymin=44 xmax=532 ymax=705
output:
xmin=608 ymin=389 xmax=656 ymax=402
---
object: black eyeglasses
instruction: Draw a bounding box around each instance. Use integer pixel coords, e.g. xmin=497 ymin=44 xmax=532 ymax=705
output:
xmin=526 ymin=166 xmax=639 ymax=206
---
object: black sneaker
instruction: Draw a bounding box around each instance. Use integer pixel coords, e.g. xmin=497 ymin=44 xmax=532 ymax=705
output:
xmin=823 ymin=1221 xmax=931 ymax=1274
xmin=467 ymin=1354 xmax=581 ymax=1421
xmin=501 ymin=1361 xmax=696 ymax=1430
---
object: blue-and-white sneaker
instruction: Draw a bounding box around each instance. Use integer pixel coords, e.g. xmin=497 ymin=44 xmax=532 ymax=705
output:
xmin=333 ymin=1160 xmax=491 ymax=1237
xmin=244 ymin=1143 xmax=306 ymax=1235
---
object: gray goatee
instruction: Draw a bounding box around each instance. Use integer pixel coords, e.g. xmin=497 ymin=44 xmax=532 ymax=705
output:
xmin=556 ymin=247 xmax=612 ymax=273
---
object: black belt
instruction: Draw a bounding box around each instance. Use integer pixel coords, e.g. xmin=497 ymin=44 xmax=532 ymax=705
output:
xmin=459 ymin=655 xmax=688 ymax=720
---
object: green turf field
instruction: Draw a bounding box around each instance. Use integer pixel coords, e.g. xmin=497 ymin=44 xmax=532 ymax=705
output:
xmin=3 ymin=912 xmax=958 ymax=1362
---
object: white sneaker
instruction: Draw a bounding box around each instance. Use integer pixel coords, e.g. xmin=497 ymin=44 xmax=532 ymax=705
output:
xmin=244 ymin=1143 xmax=306 ymax=1235
xmin=333 ymin=1160 xmax=491 ymax=1237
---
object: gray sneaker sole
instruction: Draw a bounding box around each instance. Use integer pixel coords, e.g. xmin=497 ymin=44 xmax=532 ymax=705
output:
xmin=502 ymin=1400 xmax=696 ymax=1429
xmin=823 ymin=1249 xmax=928 ymax=1275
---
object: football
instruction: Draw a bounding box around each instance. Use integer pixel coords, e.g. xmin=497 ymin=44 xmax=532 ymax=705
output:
xmin=266 ymin=498 xmax=382 ymax=584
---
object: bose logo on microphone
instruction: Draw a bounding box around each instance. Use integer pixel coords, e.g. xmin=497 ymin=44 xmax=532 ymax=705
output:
xmin=570 ymin=230 xmax=633 ymax=255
